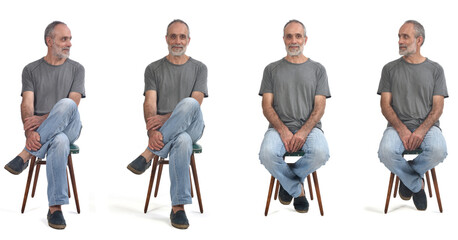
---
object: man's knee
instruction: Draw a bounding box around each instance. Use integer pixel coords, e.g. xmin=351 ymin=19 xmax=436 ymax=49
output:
xmin=51 ymin=133 xmax=70 ymax=150
xmin=176 ymin=97 xmax=200 ymax=112
xmin=173 ymin=133 xmax=192 ymax=149
xmin=53 ymin=98 xmax=77 ymax=114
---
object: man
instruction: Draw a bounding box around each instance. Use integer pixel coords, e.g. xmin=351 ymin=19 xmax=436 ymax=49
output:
xmin=4 ymin=21 xmax=85 ymax=229
xmin=377 ymin=20 xmax=448 ymax=211
xmin=259 ymin=20 xmax=330 ymax=213
xmin=127 ymin=19 xmax=207 ymax=229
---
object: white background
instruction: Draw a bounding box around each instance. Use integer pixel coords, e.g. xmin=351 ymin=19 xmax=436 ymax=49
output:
xmin=0 ymin=0 xmax=456 ymax=239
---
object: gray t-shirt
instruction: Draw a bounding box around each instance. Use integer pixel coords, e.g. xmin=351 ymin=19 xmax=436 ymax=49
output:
xmin=259 ymin=58 xmax=331 ymax=132
xmin=377 ymin=57 xmax=448 ymax=130
xmin=144 ymin=57 xmax=208 ymax=115
xmin=21 ymin=58 xmax=85 ymax=115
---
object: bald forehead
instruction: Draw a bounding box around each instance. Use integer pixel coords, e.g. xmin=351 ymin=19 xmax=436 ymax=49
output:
xmin=284 ymin=22 xmax=305 ymax=36
xmin=167 ymin=22 xmax=189 ymax=36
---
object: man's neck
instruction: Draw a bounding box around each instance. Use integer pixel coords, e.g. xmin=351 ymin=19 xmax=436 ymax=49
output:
xmin=402 ymin=52 xmax=426 ymax=64
xmin=284 ymin=54 xmax=308 ymax=64
xmin=166 ymin=54 xmax=189 ymax=65
xmin=44 ymin=54 xmax=67 ymax=66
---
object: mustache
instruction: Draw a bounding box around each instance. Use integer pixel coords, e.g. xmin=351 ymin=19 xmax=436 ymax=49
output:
xmin=288 ymin=44 xmax=301 ymax=48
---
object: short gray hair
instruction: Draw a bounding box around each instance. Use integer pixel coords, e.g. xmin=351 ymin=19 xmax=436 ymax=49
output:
xmin=44 ymin=21 xmax=66 ymax=46
xmin=404 ymin=20 xmax=425 ymax=46
xmin=283 ymin=19 xmax=306 ymax=37
xmin=166 ymin=19 xmax=190 ymax=38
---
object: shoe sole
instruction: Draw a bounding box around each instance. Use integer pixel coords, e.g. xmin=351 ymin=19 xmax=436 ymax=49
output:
xmin=399 ymin=195 xmax=412 ymax=201
xmin=4 ymin=165 xmax=21 ymax=175
xmin=48 ymin=222 xmax=66 ymax=230
xmin=171 ymin=223 xmax=189 ymax=229
xmin=48 ymin=223 xmax=66 ymax=230
xmin=279 ymin=199 xmax=292 ymax=205
xmin=127 ymin=165 xmax=144 ymax=175
xmin=295 ymin=209 xmax=309 ymax=213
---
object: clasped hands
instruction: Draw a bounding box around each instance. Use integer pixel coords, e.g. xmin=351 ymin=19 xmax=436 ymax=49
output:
xmin=279 ymin=129 xmax=308 ymax=153
xmin=146 ymin=115 xmax=168 ymax=151
xmin=24 ymin=115 xmax=46 ymax=151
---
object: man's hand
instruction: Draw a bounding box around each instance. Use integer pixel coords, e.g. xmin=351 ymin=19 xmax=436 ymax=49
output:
xmin=278 ymin=129 xmax=293 ymax=153
xmin=148 ymin=130 xmax=164 ymax=151
xmin=146 ymin=115 xmax=169 ymax=131
xmin=25 ymin=130 xmax=41 ymax=151
xmin=407 ymin=128 xmax=427 ymax=150
xmin=289 ymin=130 xmax=308 ymax=153
xmin=23 ymin=115 xmax=47 ymax=131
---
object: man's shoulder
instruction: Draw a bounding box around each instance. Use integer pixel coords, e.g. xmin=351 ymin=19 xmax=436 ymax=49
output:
xmin=187 ymin=57 xmax=207 ymax=69
xmin=24 ymin=58 xmax=45 ymax=72
xmin=265 ymin=58 xmax=285 ymax=71
xmin=146 ymin=57 xmax=167 ymax=72
xmin=382 ymin=57 xmax=403 ymax=72
xmin=424 ymin=58 xmax=443 ymax=71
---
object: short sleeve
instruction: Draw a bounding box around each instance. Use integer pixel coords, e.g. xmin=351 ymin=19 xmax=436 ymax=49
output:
xmin=377 ymin=64 xmax=392 ymax=95
xmin=259 ymin=65 xmax=273 ymax=96
xmin=21 ymin=66 xmax=34 ymax=95
xmin=192 ymin=63 xmax=208 ymax=97
xmin=144 ymin=65 xmax=156 ymax=95
xmin=70 ymin=64 xmax=86 ymax=98
xmin=433 ymin=64 xmax=448 ymax=98
xmin=315 ymin=64 xmax=331 ymax=98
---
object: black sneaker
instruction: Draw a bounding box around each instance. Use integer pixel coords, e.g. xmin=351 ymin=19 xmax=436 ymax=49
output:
xmin=4 ymin=156 xmax=29 ymax=175
xmin=293 ymin=195 xmax=309 ymax=213
xmin=47 ymin=210 xmax=66 ymax=230
xmin=127 ymin=156 xmax=151 ymax=174
xmin=399 ymin=180 xmax=413 ymax=200
xmin=413 ymin=189 xmax=427 ymax=211
xmin=278 ymin=185 xmax=292 ymax=205
xmin=170 ymin=210 xmax=189 ymax=229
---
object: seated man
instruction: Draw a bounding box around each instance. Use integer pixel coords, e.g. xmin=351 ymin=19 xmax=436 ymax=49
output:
xmin=127 ymin=19 xmax=207 ymax=229
xmin=4 ymin=21 xmax=85 ymax=229
xmin=377 ymin=20 xmax=448 ymax=211
xmin=259 ymin=20 xmax=331 ymax=213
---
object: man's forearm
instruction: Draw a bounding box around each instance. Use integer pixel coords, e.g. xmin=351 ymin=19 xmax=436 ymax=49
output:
xmin=263 ymin=106 xmax=289 ymax=134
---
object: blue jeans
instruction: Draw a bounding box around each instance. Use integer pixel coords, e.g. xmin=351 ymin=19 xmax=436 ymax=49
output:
xmin=378 ymin=126 xmax=447 ymax=193
xmin=147 ymin=98 xmax=204 ymax=206
xmin=259 ymin=128 xmax=330 ymax=198
xmin=26 ymin=98 xmax=82 ymax=206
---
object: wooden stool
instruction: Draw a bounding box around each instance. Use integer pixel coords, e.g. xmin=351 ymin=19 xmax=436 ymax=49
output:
xmin=264 ymin=151 xmax=324 ymax=216
xmin=144 ymin=143 xmax=203 ymax=213
xmin=22 ymin=144 xmax=80 ymax=213
xmin=384 ymin=149 xmax=443 ymax=213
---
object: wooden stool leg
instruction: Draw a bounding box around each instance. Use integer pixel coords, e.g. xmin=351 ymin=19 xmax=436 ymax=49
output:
xmin=384 ymin=173 xmax=395 ymax=214
xmin=144 ymin=156 xmax=159 ymax=213
xmin=393 ymin=176 xmax=400 ymax=198
xmin=31 ymin=163 xmax=41 ymax=198
xmin=425 ymin=171 xmax=433 ymax=198
xmin=154 ymin=161 xmax=164 ymax=198
xmin=307 ymin=175 xmax=314 ymax=200
xmin=22 ymin=157 xmax=37 ymax=213
xmin=312 ymin=171 xmax=324 ymax=216
xmin=430 ymin=168 xmax=443 ymax=213
xmin=265 ymin=176 xmax=275 ymax=216
xmin=67 ymin=154 xmax=80 ymax=214
xmin=190 ymin=154 xmax=203 ymax=213
xmin=273 ymin=180 xmax=280 ymax=200
xmin=189 ymin=169 xmax=194 ymax=198
xmin=66 ymin=169 xmax=71 ymax=198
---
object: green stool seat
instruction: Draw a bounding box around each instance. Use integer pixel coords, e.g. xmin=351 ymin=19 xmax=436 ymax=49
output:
xmin=70 ymin=144 xmax=80 ymax=154
xmin=193 ymin=143 xmax=202 ymax=154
